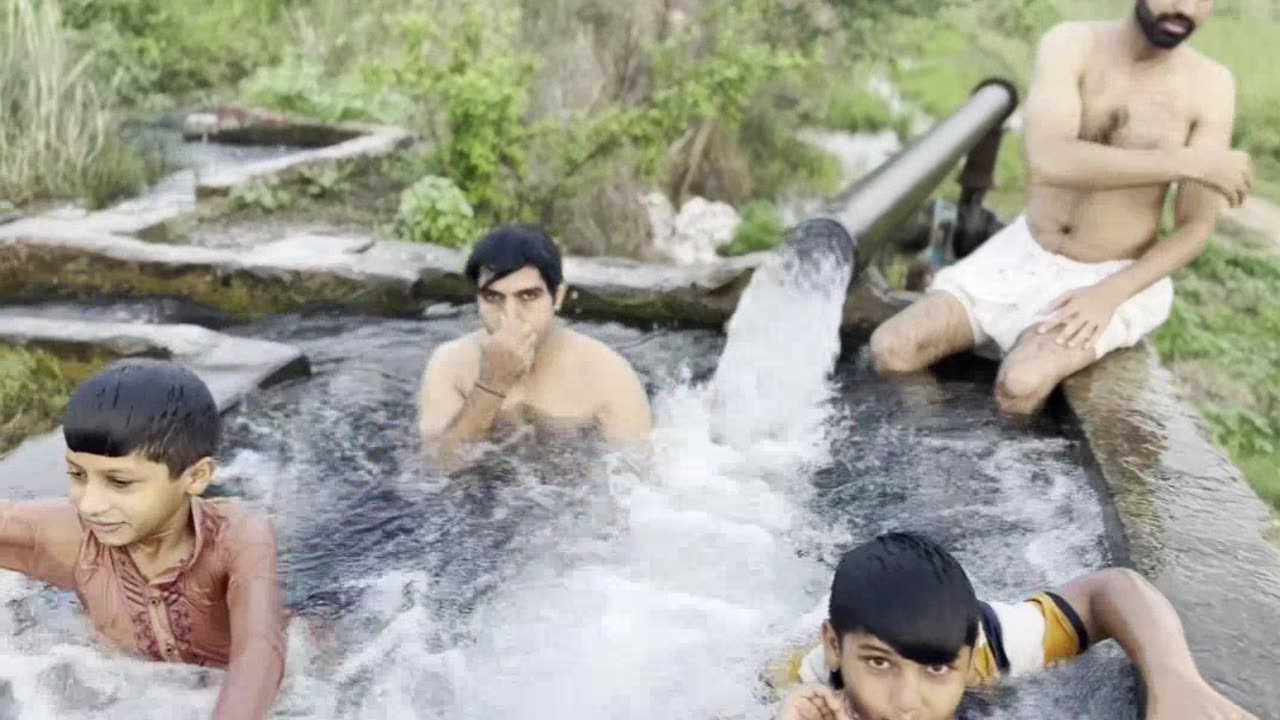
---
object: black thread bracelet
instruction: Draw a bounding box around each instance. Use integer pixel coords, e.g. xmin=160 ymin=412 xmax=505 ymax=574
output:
xmin=474 ymin=382 xmax=506 ymax=399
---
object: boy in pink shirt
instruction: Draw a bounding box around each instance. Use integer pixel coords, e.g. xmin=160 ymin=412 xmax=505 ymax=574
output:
xmin=1 ymin=359 xmax=286 ymax=719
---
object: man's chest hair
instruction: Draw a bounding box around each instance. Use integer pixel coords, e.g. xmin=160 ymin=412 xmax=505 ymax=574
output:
xmin=1078 ymin=61 xmax=1199 ymax=149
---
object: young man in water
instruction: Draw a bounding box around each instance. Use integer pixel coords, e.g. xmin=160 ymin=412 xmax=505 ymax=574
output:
xmin=869 ymin=0 xmax=1251 ymax=414
xmin=418 ymin=224 xmax=652 ymax=454
xmin=776 ymin=533 xmax=1255 ymax=720
xmin=0 ymin=360 xmax=286 ymax=719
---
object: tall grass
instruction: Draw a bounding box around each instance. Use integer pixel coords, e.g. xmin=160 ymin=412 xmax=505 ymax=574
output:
xmin=0 ymin=0 xmax=148 ymax=207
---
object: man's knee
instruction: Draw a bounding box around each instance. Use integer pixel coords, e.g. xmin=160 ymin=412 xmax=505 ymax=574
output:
xmin=870 ymin=323 xmax=922 ymax=374
xmin=995 ymin=361 xmax=1055 ymax=415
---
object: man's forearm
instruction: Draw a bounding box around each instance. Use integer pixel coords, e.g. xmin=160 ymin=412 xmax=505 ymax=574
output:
xmin=440 ymin=386 xmax=505 ymax=445
xmin=1100 ymin=220 xmax=1213 ymax=301
xmin=1029 ymin=139 xmax=1189 ymax=191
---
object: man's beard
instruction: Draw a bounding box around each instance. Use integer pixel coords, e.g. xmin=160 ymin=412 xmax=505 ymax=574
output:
xmin=1135 ymin=0 xmax=1196 ymax=49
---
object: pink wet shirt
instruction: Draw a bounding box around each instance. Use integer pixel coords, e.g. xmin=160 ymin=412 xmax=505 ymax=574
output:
xmin=0 ymin=496 xmax=287 ymax=719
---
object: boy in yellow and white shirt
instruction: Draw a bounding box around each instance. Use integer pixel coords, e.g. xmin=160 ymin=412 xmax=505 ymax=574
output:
xmin=774 ymin=533 xmax=1254 ymax=720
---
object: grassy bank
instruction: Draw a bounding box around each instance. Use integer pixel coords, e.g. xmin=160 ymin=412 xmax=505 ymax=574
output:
xmin=0 ymin=345 xmax=109 ymax=455
xmin=886 ymin=1 xmax=1280 ymax=509
xmin=1151 ymin=224 xmax=1280 ymax=508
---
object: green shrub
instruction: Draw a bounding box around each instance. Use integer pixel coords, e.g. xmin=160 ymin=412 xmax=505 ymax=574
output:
xmin=61 ymin=0 xmax=288 ymax=106
xmin=230 ymin=178 xmax=297 ymax=213
xmin=393 ymin=175 xmax=477 ymax=248
xmin=717 ymin=201 xmax=784 ymax=257
xmin=239 ymin=53 xmax=413 ymax=124
xmin=813 ymin=85 xmax=901 ymax=136
xmin=297 ymin=165 xmax=354 ymax=200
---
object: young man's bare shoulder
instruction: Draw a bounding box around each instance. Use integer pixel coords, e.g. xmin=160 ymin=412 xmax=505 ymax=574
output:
xmin=1039 ymin=19 xmax=1104 ymax=50
xmin=1183 ymin=49 xmax=1234 ymax=93
xmin=428 ymin=332 xmax=484 ymax=371
xmin=561 ymin=329 xmax=638 ymax=377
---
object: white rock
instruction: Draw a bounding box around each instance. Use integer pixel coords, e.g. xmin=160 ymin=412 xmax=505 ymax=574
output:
xmin=183 ymin=112 xmax=219 ymax=139
xmin=640 ymin=191 xmax=676 ymax=246
xmin=659 ymin=197 xmax=740 ymax=266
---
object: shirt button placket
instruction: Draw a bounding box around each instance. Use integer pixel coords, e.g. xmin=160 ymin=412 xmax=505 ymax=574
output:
xmin=147 ymin=588 xmax=178 ymax=663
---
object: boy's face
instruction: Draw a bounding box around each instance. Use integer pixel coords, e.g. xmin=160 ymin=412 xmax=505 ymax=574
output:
xmin=823 ymin=623 xmax=972 ymax=720
xmin=66 ymin=451 xmax=211 ymax=547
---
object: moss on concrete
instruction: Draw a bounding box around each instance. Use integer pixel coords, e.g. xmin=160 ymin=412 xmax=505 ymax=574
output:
xmin=0 ymin=344 xmax=111 ymax=455
xmin=0 ymin=245 xmax=422 ymax=319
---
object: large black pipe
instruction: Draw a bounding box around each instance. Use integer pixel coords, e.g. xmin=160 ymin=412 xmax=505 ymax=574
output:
xmin=816 ymin=78 xmax=1019 ymax=275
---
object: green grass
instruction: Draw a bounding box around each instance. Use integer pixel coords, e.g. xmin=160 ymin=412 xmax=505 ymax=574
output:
xmin=718 ymin=201 xmax=786 ymax=257
xmin=0 ymin=345 xmax=109 ymax=455
xmin=1151 ymin=225 xmax=1280 ymax=509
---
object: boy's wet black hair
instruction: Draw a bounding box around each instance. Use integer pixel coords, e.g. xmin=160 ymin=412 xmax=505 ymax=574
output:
xmin=463 ymin=224 xmax=563 ymax=294
xmin=63 ymin=359 xmax=220 ymax=477
xmin=828 ymin=532 xmax=981 ymax=689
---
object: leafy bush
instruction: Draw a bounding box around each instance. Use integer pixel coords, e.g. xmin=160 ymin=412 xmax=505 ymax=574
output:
xmin=393 ymin=175 xmax=477 ymax=248
xmin=297 ymin=165 xmax=354 ymax=200
xmin=239 ymin=53 xmax=413 ymax=124
xmin=718 ymin=201 xmax=785 ymax=257
xmin=230 ymin=178 xmax=296 ymax=213
xmin=810 ymin=84 xmax=901 ymax=136
xmin=61 ymin=0 xmax=288 ymax=106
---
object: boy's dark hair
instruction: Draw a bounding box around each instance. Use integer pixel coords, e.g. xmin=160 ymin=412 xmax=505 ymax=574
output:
xmin=63 ymin=359 xmax=220 ymax=477
xmin=464 ymin=224 xmax=563 ymax=293
xmin=828 ymin=532 xmax=981 ymax=688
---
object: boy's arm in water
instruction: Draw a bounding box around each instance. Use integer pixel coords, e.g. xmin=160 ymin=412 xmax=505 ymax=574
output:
xmin=1024 ymin=23 xmax=1249 ymax=202
xmin=1099 ymin=66 xmax=1243 ymax=304
xmin=0 ymin=500 xmax=81 ymax=589
xmin=211 ymin=511 xmax=288 ymax=720
xmin=1055 ymin=568 xmax=1256 ymax=720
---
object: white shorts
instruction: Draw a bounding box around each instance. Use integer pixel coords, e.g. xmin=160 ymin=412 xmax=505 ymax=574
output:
xmin=929 ymin=216 xmax=1173 ymax=359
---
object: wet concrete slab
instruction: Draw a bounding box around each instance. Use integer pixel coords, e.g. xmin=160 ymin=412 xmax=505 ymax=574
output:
xmin=1064 ymin=345 xmax=1280 ymax=716
xmin=195 ymin=127 xmax=414 ymax=199
xmin=0 ymin=219 xmax=768 ymax=326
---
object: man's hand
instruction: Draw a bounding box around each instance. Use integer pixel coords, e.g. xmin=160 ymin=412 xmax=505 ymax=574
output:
xmin=1146 ymin=676 xmax=1257 ymax=720
xmin=1038 ymin=282 xmax=1125 ymax=349
xmin=1183 ymin=146 xmax=1252 ymax=208
xmin=478 ymin=321 xmax=536 ymax=392
xmin=778 ymin=685 xmax=852 ymax=720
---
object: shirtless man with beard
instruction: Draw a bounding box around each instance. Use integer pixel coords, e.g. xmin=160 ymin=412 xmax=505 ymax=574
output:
xmin=869 ymin=0 xmax=1251 ymax=415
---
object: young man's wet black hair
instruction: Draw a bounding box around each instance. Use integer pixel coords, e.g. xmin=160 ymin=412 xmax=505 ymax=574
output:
xmin=827 ymin=532 xmax=982 ymax=689
xmin=463 ymin=224 xmax=563 ymax=293
xmin=63 ymin=358 xmax=220 ymax=477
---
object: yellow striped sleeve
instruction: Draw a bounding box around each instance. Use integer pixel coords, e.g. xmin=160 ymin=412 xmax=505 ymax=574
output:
xmin=1026 ymin=592 xmax=1088 ymax=665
